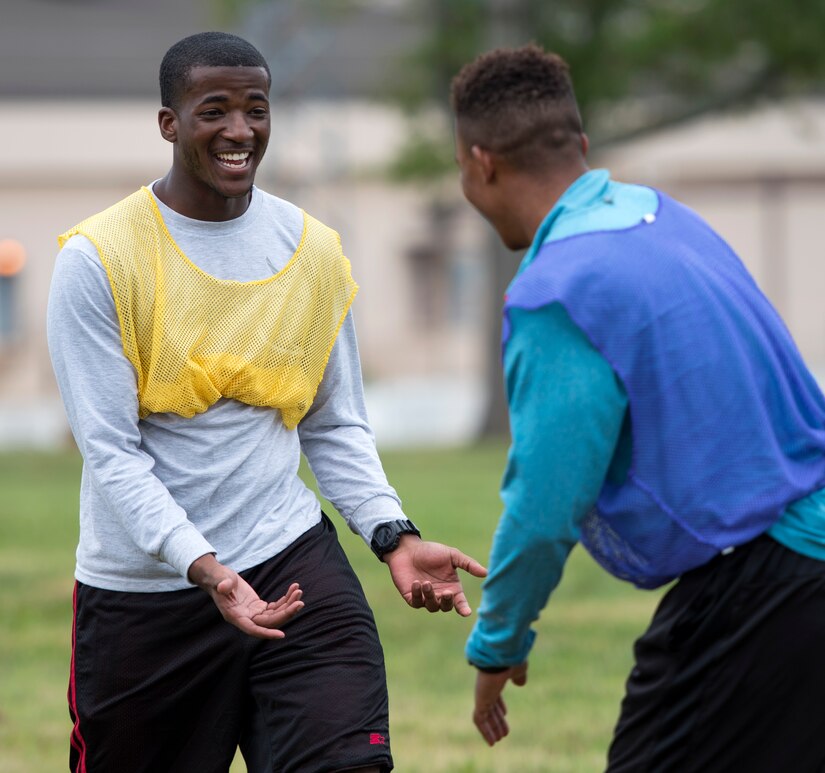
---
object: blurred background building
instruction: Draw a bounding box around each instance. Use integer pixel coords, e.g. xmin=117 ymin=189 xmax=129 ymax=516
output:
xmin=1 ymin=0 xmax=824 ymax=449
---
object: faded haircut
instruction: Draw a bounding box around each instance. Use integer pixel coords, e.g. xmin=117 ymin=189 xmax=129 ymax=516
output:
xmin=159 ymin=31 xmax=271 ymax=109
xmin=451 ymin=44 xmax=583 ymax=171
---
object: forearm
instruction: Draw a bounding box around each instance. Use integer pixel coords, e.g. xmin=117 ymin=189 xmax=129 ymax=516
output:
xmin=467 ymin=303 xmax=627 ymax=668
xmin=467 ymin=512 xmax=575 ymax=668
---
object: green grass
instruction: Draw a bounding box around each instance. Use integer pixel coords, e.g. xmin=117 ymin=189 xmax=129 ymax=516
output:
xmin=0 ymin=445 xmax=663 ymax=772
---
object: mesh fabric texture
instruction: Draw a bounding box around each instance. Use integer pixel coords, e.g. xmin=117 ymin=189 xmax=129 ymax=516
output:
xmin=59 ymin=188 xmax=358 ymax=429
xmin=504 ymin=191 xmax=825 ymax=587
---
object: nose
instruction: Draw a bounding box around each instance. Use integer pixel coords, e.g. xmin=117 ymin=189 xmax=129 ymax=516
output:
xmin=222 ymin=111 xmax=254 ymax=142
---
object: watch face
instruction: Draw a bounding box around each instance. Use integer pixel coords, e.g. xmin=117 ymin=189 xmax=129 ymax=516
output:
xmin=374 ymin=524 xmax=394 ymax=547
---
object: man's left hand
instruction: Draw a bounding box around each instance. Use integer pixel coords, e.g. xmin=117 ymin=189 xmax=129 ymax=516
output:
xmin=384 ymin=536 xmax=487 ymax=616
xmin=473 ymin=664 xmax=529 ymax=746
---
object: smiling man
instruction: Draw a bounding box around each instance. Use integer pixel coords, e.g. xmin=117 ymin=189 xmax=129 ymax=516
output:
xmin=47 ymin=32 xmax=485 ymax=773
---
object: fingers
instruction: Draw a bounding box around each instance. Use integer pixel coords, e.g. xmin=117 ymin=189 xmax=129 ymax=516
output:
xmin=473 ymin=698 xmax=509 ymax=746
xmin=233 ymin=617 xmax=288 ymax=640
xmin=252 ymin=601 xmax=304 ymax=629
xmin=254 ymin=583 xmax=304 ymax=627
xmin=409 ymin=581 xmax=456 ymax=613
xmin=215 ymin=576 xmax=237 ymax=598
xmin=281 ymin=582 xmax=302 ymax=602
xmin=511 ymin=662 xmax=528 ymax=686
xmin=270 ymin=583 xmax=303 ymax=609
xmin=437 ymin=591 xmax=454 ymax=612
xmin=257 ymin=595 xmax=304 ymax=618
xmin=450 ymin=548 xmax=488 ymax=578
xmin=215 ymin=576 xmax=305 ymax=638
xmin=453 ymin=593 xmax=473 ymax=618
xmin=473 ymin=671 xmax=514 ymax=745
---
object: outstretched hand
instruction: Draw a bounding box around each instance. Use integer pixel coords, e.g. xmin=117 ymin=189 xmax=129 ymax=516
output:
xmin=188 ymin=554 xmax=304 ymax=639
xmin=473 ymin=663 xmax=529 ymax=746
xmin=384 ymin=536 xmax=487 ymax=616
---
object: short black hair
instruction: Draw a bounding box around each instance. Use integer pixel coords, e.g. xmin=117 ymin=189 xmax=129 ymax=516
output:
xmin=451 ymin=44 xmax=583 ymax=171
xmin=159 ymin=31 xmax=271 ymax=108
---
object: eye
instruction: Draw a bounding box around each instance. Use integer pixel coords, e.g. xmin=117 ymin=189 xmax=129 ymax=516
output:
xmin=200 ymin=108 xmax=223 ymax=118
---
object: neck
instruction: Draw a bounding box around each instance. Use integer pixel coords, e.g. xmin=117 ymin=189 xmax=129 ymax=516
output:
xmin=153 ymin=171 xmax=252 ymax=222
xmin=517 ymin=163 xmax=589 ymax=245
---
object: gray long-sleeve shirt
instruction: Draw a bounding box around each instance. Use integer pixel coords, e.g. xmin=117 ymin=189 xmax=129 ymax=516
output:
xmin=47 ymin=184 xmax=405 ymax=592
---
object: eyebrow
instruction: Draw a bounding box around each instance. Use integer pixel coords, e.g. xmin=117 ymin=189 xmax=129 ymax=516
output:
xmin=196 ymin=91 xmax=269 ymax=107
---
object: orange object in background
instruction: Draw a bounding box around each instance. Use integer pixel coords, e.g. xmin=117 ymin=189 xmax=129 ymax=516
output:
xmin=0 ymin=239 xmax=26 ymax=277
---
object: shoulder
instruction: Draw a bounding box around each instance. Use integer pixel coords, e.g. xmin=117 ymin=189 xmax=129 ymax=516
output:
xmin=51 ymin=234 xmax=114 ymax=310
xmin=506 ymin=303 xmax=610 ymax=372
xmin=56 ymin=233 xmax=105 ymax=273
xmin=252 ymin=187 xmax=344 ymax=252
xmin=73 ymin=189 xmax=152 ymax=230
xmin=253 ymin=187 xmax=305 ymax=237
xmin=59 ymin=189 xmax=154 ymax=259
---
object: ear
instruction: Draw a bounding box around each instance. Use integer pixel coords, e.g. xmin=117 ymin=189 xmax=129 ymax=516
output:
xmin=470 ymin=145 xmax=497 ymax=183
xmin=580 ymin=133 xmax=590 ymax=158
xmin=158 ymin=107 xmax=178 ymax=143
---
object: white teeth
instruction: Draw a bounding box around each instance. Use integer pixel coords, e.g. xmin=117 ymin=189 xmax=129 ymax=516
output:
xmin=216 ymin=152 xmax=250 ymax=162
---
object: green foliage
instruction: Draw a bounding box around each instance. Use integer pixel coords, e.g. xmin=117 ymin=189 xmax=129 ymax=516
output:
xmin=212 ymin=0 xmax=359 ymax=26
xmin=387 ymin=0 xmax=489 ymax=112
xmin=211 ymin=0 xmax=263 ymax=25
xmin=534 ymin=0 xmax=825 ymax=139
xmin=387 ymin=0 xmax=825 ymax=175
xmin=386 ymin=127 xmax=457 ymax=182
xmin=0 ymin=446 xmax=662 ymax=773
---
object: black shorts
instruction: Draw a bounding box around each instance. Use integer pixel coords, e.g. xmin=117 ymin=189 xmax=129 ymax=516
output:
xmin=607 ymin=534 xmax=825 ymax=773
xmin=69 ymin=514 xmax=393 ymax=773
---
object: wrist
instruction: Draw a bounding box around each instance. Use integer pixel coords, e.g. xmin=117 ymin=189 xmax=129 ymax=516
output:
xmin=382 ymin=533 xmax=423 ymax=567
xmin=370 ymin=519 xmax=421 ymax=561
xmin=187 ymin=552 xmax=220 ymax=589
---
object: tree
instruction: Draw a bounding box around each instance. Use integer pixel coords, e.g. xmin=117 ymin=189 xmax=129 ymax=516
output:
xmin=393 ymin=0 xmax=825 ymax=148
xmin=386 ymin=0 xmax=825 ymax=435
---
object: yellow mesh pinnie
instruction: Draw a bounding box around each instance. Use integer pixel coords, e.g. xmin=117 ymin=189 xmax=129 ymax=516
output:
xmin=59 ymin=189 xmax=358 ymax=429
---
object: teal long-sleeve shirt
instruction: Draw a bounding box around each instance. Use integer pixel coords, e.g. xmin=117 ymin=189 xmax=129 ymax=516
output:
xmin=465 ymin=170 xmax=642 ymax=668
xmin=465 ymin=169 xmax=825 ymax=669
xmin=467 ymin=302 xmax=629 ymax=667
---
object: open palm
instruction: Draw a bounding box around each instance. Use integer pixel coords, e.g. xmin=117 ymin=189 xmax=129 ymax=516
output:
xmin=211 ymin=573 xmax=304 ymax=639
xmin=385 ymin=539 xmax=487 ymax=616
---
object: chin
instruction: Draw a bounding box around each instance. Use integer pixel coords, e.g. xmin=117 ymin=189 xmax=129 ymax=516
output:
xmin=488 ymin=219 xmax=529 ymax=252
xmin=217 ymin=183 xmax=254 ymax=200
xmin=230 ymin=187 xmax=254 ymax=199
xmin=500 ymin=233 xmax=530 ymax=251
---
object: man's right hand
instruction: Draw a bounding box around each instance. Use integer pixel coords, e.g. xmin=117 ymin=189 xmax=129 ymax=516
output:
xmin=188 ymin=553 xmax=304 ymax=639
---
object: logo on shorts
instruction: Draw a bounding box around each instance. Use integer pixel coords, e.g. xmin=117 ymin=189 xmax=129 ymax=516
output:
xmin=369 ymin=733 xmax=386 ymax=746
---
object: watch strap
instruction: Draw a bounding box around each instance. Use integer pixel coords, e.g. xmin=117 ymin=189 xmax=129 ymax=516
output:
xmin=370 ymin=519 xmax=421 ymax=560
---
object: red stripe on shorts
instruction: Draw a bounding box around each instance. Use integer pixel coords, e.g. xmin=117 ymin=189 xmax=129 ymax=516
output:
xmin=68 ymin=582 xmax=88 ymax=772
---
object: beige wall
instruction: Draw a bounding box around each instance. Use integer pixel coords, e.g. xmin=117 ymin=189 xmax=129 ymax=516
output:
xmin=288 ymin=180 xmax=487 ymax=381
xmin=0 ymin=99 xmax=486 ymax=446
xmin=3 ymin=96 xmax=825 ymax=446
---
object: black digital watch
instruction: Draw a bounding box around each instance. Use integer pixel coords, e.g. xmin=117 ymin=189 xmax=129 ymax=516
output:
xmin=370 ymin=519 xmax=421 ymax=561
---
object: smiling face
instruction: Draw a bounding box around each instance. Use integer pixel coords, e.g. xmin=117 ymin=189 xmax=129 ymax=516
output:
xmin=157 ymin=65 xmax=271 ymax=221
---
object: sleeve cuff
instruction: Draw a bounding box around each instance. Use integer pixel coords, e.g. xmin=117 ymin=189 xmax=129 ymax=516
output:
xmin=465 ymin=627 xmax=537 ymax=671
xmin=349 ymin=495 xmax=407 ymax=544
xmin=471 ymin=663 xmax=511 ymax=673
xmin=159 ymin=523 xmax=217 ymax=582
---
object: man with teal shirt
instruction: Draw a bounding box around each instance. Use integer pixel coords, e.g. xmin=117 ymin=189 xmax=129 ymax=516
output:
xmin=452 ymin=44 xmax=825 ymax=771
